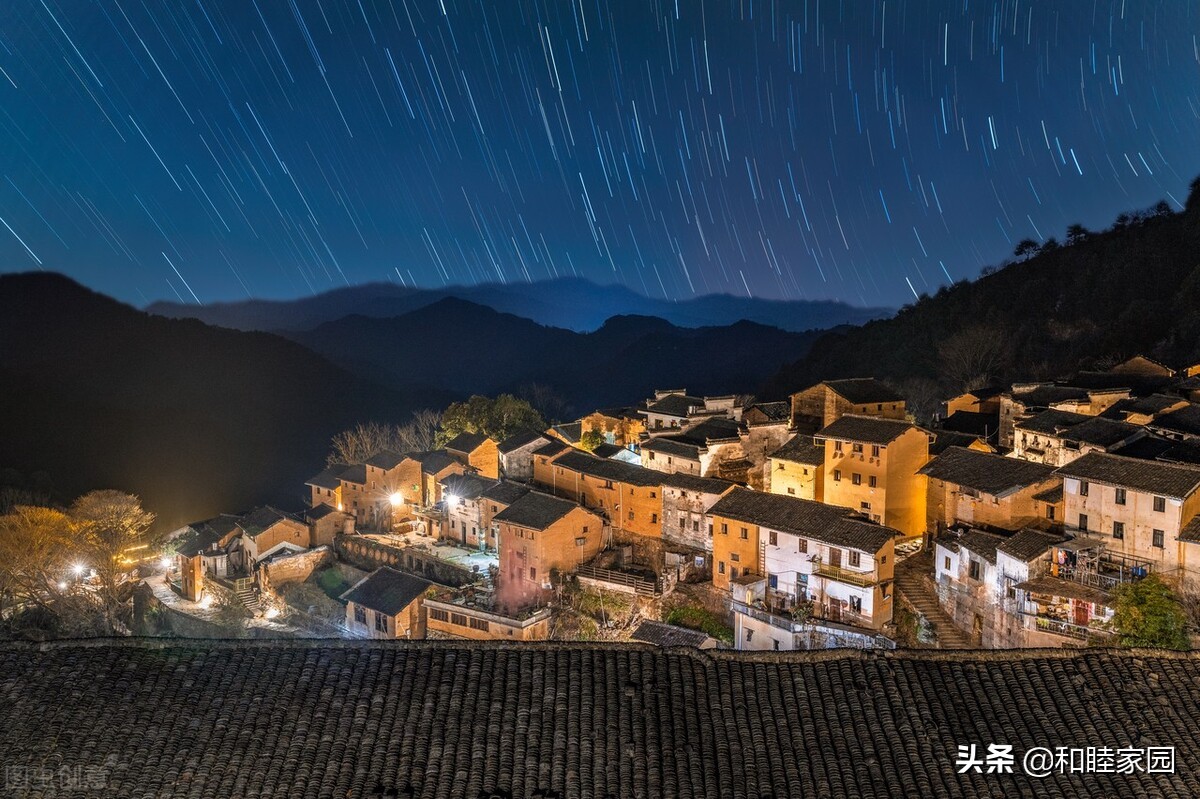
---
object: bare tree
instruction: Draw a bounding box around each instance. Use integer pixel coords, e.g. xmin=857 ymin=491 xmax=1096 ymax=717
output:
xmin=0 ymin=505 xmax=75 ymax=622
xmin=395 ymin=409 xmax=440 ymax=452
xmin=70 ymin=490 xmax=155 ymax=633
xmin=327 ymin=421 xmax=397 ymax=467
xmin=938 ymin=325 xmax=1003 ymax=391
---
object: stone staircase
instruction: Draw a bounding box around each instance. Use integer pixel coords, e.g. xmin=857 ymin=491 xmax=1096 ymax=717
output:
xmin=895 ymin=552 xmax=974 ymax=649
xmin=234 ymin=584 xmax=260 ymax=613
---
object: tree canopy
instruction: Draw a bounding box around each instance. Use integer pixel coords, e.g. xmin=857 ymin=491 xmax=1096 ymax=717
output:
xmin=1112 ymin=574 xmax=1190 ymax=651
xmin=437 ymin=394 xmax=547 ymax=446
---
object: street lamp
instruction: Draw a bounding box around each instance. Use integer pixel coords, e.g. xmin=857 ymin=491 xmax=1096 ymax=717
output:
xmin=389 ymin=492 xmax=404 ymax=507
xmin=71 ymin=564 xmax=86 ymax=577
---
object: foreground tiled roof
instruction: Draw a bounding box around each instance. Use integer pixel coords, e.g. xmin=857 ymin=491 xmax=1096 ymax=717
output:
xmin=919 ymin=447 xmax=1055 ymax=497
xmin=4 ymin=641 xmax=1198 ymax=798
xmin=1056 ymin=452 xmax=1200 ymax=499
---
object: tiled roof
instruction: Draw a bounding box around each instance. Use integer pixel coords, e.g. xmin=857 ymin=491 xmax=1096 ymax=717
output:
xmin=531 ymin=439 xmax=568 ymax=458
xmin=338 ymin=463 xmax=367 ymax=485
xmin=303 ymin=503 xmax=342 ymax=521
xmin=996 ymin=528 xmax=1068 ymax=562
xmin=770 ymin=434 xmax=825 ymax=465
xmin=175 ymin=514 xmax=243 ymax=557
xmin=630 ymin=620 xmax=713 ymax=648
xmin=1102 ymin=394 xmax=1187 ymax=419
xmin=340 ymin=566 xmax=431 ymax=615
xmin=553 ymin=449 xmax=664 ymax=487
xmin=940 ymin=410 xmax=999 ymax=438
xmin=238 ymin=506 xmax=298 ymax=538
xmin=1014 ymin=409 xmax=1090 ymax=435
xmin=440 ymin=472 xmax=498 ymax=501
xmin=1032 ymin=484 xmax=1064 ymax=503
xmin=591 ymin=443 xmax=624 ymax=458
xmin=551 ymin=422 xmax=583 ymax=443
xmin=6 ymin=641 xmax=1199 ymax=798
xmin=492 ymin=490 xmax=583 ymax=530
xmin=823 ymin=377 xmax=904 ymax=404
xmin=745 ymin=400 xmax=790 ymax=421
xmin=366 ymin=449 xmax=406 ymax=470
xmin=929 ymin=430 xmax=986 ymax=455
xmin=444 ymin=431 xmax=489 ymax=453
xmin=816 ymin=414 xmax=922 ymax=445
xmin=661 ymin=472 xmax=735 ymax=495
xmin=954 ymin=527 xmax=1008 ymax=564
xmin=1179 ymin=515 xmax=1200 ymax=544
xmin=1150 ymin=404 xmax=1200 ymax=437
xmin=415 ymin=450 xmax=459 ymax=475
xmin=498 ymin=429 xmax=550 ymax=454
xmin=1059 ymin=417 xmax=1142 ymax=447
xmin=709 ymin=487 xmax=898 ymax=552
xmin=305 ymin=466 xmax=347 ymax=489
xmin=1015 ymin=575 xmax=1112 ymax=606
xmin=674 ymin=416 xmax=743 ymax=444
xmin=644 ymin=393 xmax=704 ymax=417
xmin=1056 ymin=452 xmax=1200 ymax=499
xmin=642 ymin=437 xmax=703 ymax=458
xmin=480 ymin=480 xmax=531 ymax=507
xmin=919 ymin=447 xmax=1056 ymax=497
xmin=1011 ymin=384 xmax=1090 ymax=407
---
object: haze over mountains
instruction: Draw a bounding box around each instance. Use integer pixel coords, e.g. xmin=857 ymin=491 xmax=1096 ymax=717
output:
xmin=146 ymin=277 xmax=890 ymax=334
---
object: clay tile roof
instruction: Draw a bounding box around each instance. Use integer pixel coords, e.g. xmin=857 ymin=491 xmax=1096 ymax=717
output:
xmin=641 ymin=437 xmax=702 ymax=458
xmin=416 ymin=450 xmax=459 ymax=475
xmin=6 ymin=641 xmax=1199 ymax=798
xmin=337 ymin=463 xmax=367 ymax=485
xmin=1150 ymin=404 xmax=1200 ymax=437
xmin=531 ymin=439 xmax=568 ymax=458
xmin=954 ymin=527 xmax=1008 ymax=564
xmin=816 ymin=414 xmax=922 ymax=445
xmin=709 ymin=487 xmax=899 ymax=552
xmin=630 ymin=620 xmax=713 ymax=648
xmin=237 ymin=506 xmax=298 ymax=537
xmin=339 ymin=566 xmax=431 ymax=615
xmin=366 ymin=449 xmax=405 ymax=470
xmin=305 ymin=466 xmax=347 ymax=489
xmin=770 ymin=434 xmax=825 ymax=465
xmin=824 ymin=377 xmax=904 ymax=404
xmin=1056 ymin=452 xmax=1200 ymax=499
xmin=303 ymin=503 xmax=341 ymax=521
xmin=480 ymin=480 xmax=531 ymax=506
xmin=1179 ymin=515 xmax=1200 ymax=544
xmin=661 ymin=472 xmax=735 ymax=495
xmin=492 ymin=490 xmax=582 ymax=530
xmin=746 ymin=400 xmax=790 ymax=421
xmin=440 ymin=472 xmax=497 ymax=500
xmin=445 ymin=431 xmax=488 ymax=453
xmin=553 ymin=449 xmax=663 ymax=487
xmin=1014 ymin=408 xmax=1091 ymax=434
xmin=1059 ymin=417 xmax=1142 ymax=447
xmin=498 ymin=429 xmax=549 ymax=453
xmin=1032 ymin=484 xmax=1064 ymax=503
xmin=996 ymin=528 xmax=1069 ymax=561
xmin=1015 ymin=575 xmax=1112 ymax=605
xmin=919 ymin=447 xmax=1056 ymax=497
xmin=644 ymin=393 xmax=704 ymax=417
xmin=551 ymin=422 xmax=582 ymax=443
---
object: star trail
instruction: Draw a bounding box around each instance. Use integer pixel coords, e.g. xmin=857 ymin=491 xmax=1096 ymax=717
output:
xmin=0 ymin=0 xmax=1197 ymax=307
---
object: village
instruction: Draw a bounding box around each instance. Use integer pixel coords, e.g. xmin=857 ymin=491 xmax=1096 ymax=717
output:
xmin=154 ymin=355 xmax=1200 ymax=651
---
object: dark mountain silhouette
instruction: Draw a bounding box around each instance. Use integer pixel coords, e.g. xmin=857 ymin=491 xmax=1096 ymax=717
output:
xmin=285 ymin=296 xmax=820 ymax=413
xmin=0 ymin=273 xmax=440 ymax=532
xmin=146 ymin=276 xmax=891 ymax=334
xmin=762 ymin=183 xmax=1200 ymax=403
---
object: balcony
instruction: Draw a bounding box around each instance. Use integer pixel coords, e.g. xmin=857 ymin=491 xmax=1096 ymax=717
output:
xmin=1026 ymin=613 xmax=1115 ymax=642
xmin=733 ymin=598 xmax=873 ymax=632
xmin=813 ymin=562 xmax=878 ymax=588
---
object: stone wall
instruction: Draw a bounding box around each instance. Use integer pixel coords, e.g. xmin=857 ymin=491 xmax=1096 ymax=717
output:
xmin=262 ymin=547 xmax=334 ymax=588
xmin=334 ymin=535 xmax=471 ymax=587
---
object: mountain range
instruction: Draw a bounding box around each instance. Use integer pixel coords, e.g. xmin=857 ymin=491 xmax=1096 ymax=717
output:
xmin=146 ymin=277 xmax=890 ymax=334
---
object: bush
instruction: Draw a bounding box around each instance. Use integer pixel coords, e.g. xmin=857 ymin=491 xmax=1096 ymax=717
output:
xmin=666 ymin=605 xmax=734 ymax=644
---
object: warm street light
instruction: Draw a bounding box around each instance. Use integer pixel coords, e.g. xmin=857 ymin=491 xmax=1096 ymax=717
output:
xmin=71 ymin=564 xmax=86 ymax=577
xmin=389 ymin=492 xmax=404 ymax=507
xmin=445 ymin=493 xmax=460 ymax=509
xmin=160 ymin=557 xmax=173 ymax=570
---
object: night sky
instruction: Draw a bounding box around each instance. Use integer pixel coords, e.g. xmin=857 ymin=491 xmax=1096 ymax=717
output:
xmin=1 ymin=1 xmax=1197 ymax=308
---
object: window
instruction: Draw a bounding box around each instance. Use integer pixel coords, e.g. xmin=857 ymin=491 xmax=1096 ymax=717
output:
xmin=1046 ymin=506 xmax=1056 ymax=521
xmin=860 ymin=501 xmax=871 ymax=511
xmin=852 ymin=473 xmax=862 ymax=486
xmin=650 ymin=491 xmax=657 ymax=498
xmin=354 ymin=605 xmax=367 ymax=625
xmin=451 ymin=613 xmax=468 ymax=626
xmin=943 ymin=556 xmax=951 ymax=571
xmin=745 ymin=629 xmax=753 ymax=642
xmin=1153 ymin=529 xmax=1165 ymax=548
xmin=469 ymin=618 xmax=489 ymax=632
xmin=871 ymin=445 xmax=881 ymax=458
xmin=1112 ymin=521 xmax=1125 ymax=540
xmin=968 ymin=560 xmax=981 ymax=580
xmin=1078 ymin=513 xmax=1089 ymax=532
xmin=730 ymin=566 xmax=739 ymax=579
xmin=787 ymin=487 xmax=796 ymax=495
xmin=868 ymin=476 xmax=877 ymax=488
xmin=627 ymin=511 xmax=634 ymax=521
xmin=773 ymin=639 xmax=780 ymax=651
xmin=650 ymin=513 xmax=658 ymax=524
xmin=768 ymin=531 xmax=778 ymax=546
xmin=848 ymin=551 xmax=861 ymax=567
xmin=798 ymin=539 xmax=808 ymax=554
xmin=833 ymin=470 xmax=842 ymax=482
xmin=731 ymin=553 xmax=740 ymax=562
xmin=648 ymin=452 xmax=656 ymax=460
xmin=718 ymin=561 xmax=726 ymax=574
xmin=1115 ymin=488 xmax=1127 ymax=506
xmin=834 ymin=441 xmax=843 ymax=452
xmin=680 ymin=517 xmax=686 ymax=529
xmin=720 ymin=523 xmax=728 ymax=535
xmin=880 ymin=555 xmax=887 ymax=565
xmin=429 ymin=608 xmax=449 ymax=622
xmin=1079 ymin=480 xmax=1089 ymax=497
xmin=1153 ymin=496 xmax=1166 ymax=513
xmin=852 ymin=443 xmax=864 ymax=453
xmin=740 ymin=527 xmax=749 ymax=540
xmin=777 ymin=462 xmax=785 ymax=470
xmin=693 ymin=520 xmax=700 ymax=531
xmin=529 ymin=567 xmax=538 ymax=580
xmin=374 ymin=612 xmax=388 ymax=633
xmin=849 ymin=596 xmax=862 ymax=613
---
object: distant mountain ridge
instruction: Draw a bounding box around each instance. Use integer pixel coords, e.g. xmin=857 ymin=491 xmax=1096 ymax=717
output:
xmin=762 ymin=183 xmax=1200 ymax=404
xmin=0 ymin=273 xmax=438 ymax=532
xmin=145 ymin=277 xmax=891 ymax=334
xmin=283 ymin=296 xmax=820 ymax=413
